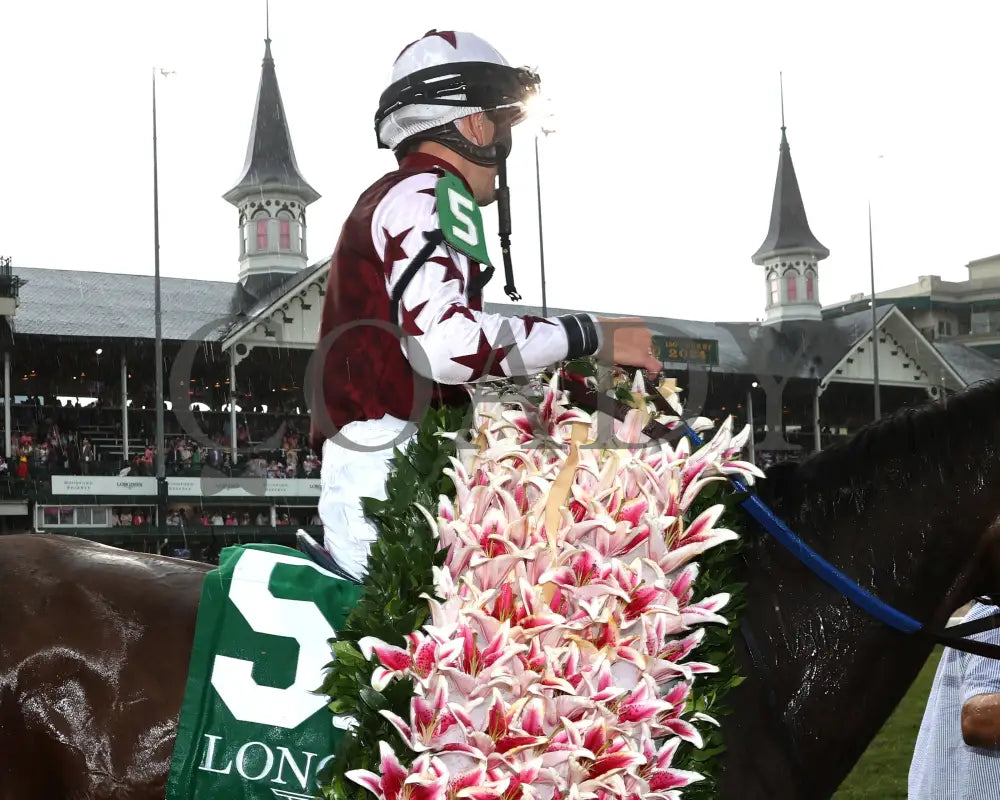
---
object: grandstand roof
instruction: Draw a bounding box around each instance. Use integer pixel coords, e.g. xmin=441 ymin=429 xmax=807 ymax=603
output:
xmin=4 ymin=264 xmax=999 ymax=389
xmin=933 ymin=341 xmax=1000 ymax=386
xmin=6 ymin=267 xmax=248 ymax=342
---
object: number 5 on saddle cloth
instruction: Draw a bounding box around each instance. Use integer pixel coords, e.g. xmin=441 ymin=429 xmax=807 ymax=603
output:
xmin=166 ymin=543 xmax=362 ymax=800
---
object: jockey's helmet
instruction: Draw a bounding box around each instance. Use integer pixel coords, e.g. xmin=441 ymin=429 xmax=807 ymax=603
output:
xmin=375 ymin=30 xmax=540 ymax=166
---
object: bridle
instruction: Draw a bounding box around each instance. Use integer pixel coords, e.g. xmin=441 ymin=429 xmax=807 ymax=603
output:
xmin=637 ymin=386 xmax=1000 ymax=659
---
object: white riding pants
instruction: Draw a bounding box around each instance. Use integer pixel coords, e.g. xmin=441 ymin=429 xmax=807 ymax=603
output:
xmin=319 ymin=415 xmax=416 ymax=581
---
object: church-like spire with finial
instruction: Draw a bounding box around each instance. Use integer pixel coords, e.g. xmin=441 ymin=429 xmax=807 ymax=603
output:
xmin=753 ymin=74 xmax=828 ymax=325
xmin=224 ymin=9 xmax=318 ymax=206
xmin=223 ymin=1 xmax=320 ymax=297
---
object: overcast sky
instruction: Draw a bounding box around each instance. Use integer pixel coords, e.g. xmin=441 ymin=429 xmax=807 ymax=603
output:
xmin=2 ymin=1 xmax=999 ymax=323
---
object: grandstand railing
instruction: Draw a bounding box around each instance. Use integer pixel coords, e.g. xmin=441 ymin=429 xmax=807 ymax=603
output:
xmin=53 ymin=523 xmax=323 ymax=538
xmin=0 ymin=256 xmax=19 ymax=301
xmin=0 ymin=478 xmax=41 ymax=501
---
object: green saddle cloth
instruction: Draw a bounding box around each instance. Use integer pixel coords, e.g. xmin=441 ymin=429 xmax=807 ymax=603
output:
xmin=166 ymin=543 xmax=363 ymax=800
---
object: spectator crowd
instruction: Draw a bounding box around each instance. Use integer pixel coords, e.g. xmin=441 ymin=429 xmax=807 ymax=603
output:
xmin=4 ymin=401 xmax=321 ymax=482
xmin=108 ymin=506 xmax=321 ymax=528
xmin=4 ymin=425 xmax=95 ymax=479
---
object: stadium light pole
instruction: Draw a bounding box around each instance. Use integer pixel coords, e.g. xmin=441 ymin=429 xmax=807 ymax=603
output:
xmin=868 ymin=154 xmax=884 ymax=422
xmin=152 ymin=67 xmax=172 ymax=537
xmin=529 ymin=96 xmax=555 ymax=316
xmin=868 ymin=203 xmax=880 ymax=421
xmin=534 ymin=126 xmax=554 ymax=317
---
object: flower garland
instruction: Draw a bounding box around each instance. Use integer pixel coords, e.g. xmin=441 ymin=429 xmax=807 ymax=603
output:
xmin=322 ymin=374 xmax=760 ymax=800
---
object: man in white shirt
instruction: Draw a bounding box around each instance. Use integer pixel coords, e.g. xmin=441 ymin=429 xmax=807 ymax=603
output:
xmin=909 ymin=602 xmax=1000 ymax=799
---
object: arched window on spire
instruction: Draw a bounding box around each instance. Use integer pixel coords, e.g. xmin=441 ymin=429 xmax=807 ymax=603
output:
xmin=768 ymin=273 xmax=780 ymax=306
xmin=805 ymin=269 xmax=816 ymax=301
xmin=277 ymin=210 xmax=296 ymax=252
xmin=251 ymin=210 xmax=270 ymax=253
xmin=786 ymin=273 xmax=798 ymax=302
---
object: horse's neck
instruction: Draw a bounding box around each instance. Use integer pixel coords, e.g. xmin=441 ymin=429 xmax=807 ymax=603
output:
xmin=748 ymin=487 xmax=994 ymax=798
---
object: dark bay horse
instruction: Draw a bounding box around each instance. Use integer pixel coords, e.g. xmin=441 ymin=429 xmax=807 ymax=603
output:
xmin=720 ymin=377 xmax=1000 ymax=799
xmin=4 ymin=379 xmax=1000 ymax=798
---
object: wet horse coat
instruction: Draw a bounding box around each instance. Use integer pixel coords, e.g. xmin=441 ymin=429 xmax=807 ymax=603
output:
xmin=721 ymin=379 xmax=1000 ymax=798
xmin=0 ymin=537 xmax=207 ymax=799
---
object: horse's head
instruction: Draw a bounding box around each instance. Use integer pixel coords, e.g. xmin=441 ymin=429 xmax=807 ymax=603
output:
xmin=720 ymin=378 xmax=1000 ymax=799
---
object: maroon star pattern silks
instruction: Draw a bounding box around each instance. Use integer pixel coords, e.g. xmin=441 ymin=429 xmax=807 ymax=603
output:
xmin=441 ymin=303 xmax=476 ymax=323
xmin=522 ymin=315 xmax=556 ymax=337
xmin=401 ymin=300 xmax=428 ymax=336
xmin=382 ymin=226 xmax=413 ymax=277
xmin=396 ymin=29 xmax=458 ymax=61
xmin=451 ymin=331 xmax=509 ymax=379
xmin=429 ymin=252 xmax=465 ymax=292
xmin=427 ymin=30 xmax=458 ymax=48
xmin=310 ymin=152 xmax=584 ymax=452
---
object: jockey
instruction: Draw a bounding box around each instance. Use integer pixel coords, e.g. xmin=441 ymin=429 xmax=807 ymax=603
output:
xmin=309 ymin=29 xmax=660 ymax=581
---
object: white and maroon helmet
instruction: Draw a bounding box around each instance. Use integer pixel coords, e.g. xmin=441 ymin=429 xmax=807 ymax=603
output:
xmin=375 ymin=30 xmax=540 ymax=165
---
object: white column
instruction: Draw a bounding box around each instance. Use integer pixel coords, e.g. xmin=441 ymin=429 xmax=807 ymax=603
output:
xmin=121 ymin=354 xmax=129 ymax=466
xmin=3 ymin=351 xmax=10 ymax=459
xmin=746 ymin=389 xmax=755 ymax=466
xmin=229 ymin=353 xmax=238 ymax=467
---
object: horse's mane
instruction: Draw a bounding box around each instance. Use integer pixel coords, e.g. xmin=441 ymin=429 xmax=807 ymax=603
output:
xmin=762 ymin=379 xmax=1000 ymax=528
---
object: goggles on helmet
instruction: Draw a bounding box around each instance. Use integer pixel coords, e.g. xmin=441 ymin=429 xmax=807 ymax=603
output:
xmin=375 ymin=61 xmax=540 ymax=150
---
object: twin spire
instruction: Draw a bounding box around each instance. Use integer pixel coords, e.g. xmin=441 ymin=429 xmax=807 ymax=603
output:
xmin=753 ymin=76 xmax=828 ymax=264
xmin=753 ymin=76 xmax=828 ymax=324
xmin=223 ymin=8 xmax=320 ymax=299
xmin=223 ymin=34 xmax=319 ymax=206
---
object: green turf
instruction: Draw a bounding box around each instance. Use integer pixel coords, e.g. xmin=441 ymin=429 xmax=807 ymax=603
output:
xmin=832 ymin=648 xmax=941 ymax=798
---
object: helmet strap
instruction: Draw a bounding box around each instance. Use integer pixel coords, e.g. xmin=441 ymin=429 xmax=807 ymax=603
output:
xmin=401 ymin=117 xmax=521 ymax=301
xmin=494 ymin=133 xmax=520 ymax=302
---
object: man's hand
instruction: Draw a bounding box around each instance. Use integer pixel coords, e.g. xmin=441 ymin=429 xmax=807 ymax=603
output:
xmin=596 ymin=316 xmax=662 ymax=373
xmin=962 ymin=693 xmax=1000 ymax=748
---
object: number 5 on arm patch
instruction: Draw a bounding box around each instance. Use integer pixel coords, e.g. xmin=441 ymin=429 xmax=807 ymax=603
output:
xmin=435 ymin=173 xmax=492 ymax=267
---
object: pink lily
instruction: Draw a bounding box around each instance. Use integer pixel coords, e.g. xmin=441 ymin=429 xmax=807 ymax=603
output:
xmin=347 ymin=742 xmax=449 ymax=800
xmin=679 ymin=593 xmax=731 ymax=628
xmin=638 ymin=737 xmax=704 ymax=795
xmin=657 ymin=531 xmax=739 ymax=575
xmin=360 ymin=632 xmax=463 ymax=691
xmin=668 ymin=563 xmax=699 ymax=606
xmin=381 ymin=676 xmax=471 ymax=752
xmin=614 ymin=680 xmax=674 ymax=725
xmin=448 ymin=764 xmax=506 ymax=800
xmin=652 ymin=626 xmax=705 ymax=664
xmin=493 ymin=756 xmax=544 ymax=800
xmin=578 ymin=658 xmax=629 ymax=705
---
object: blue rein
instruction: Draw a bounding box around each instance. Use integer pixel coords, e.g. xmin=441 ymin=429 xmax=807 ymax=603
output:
xmin=681 ymin=423 xmax=923 ymax=634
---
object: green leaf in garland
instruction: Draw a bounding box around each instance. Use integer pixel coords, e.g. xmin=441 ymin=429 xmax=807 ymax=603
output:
xmin=358 ymin=686 xmax=389 ymax=712
xmin=668 ymin=481 xmax=751 ymax=799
